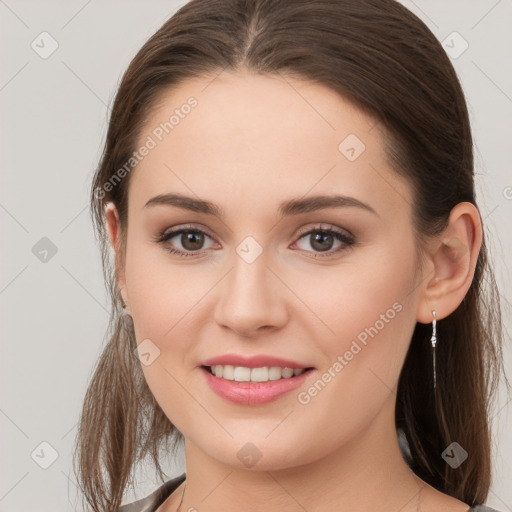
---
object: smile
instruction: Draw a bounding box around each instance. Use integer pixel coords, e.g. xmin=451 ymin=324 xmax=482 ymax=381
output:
xmin=205 ymin=364 xmax=310 ymax=382
xmin=200 ymin=365 xmax=315 ymax=405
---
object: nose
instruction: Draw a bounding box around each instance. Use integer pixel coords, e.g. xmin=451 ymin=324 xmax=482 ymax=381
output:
xmin=213 ymin=244 xmax=289 ymax=338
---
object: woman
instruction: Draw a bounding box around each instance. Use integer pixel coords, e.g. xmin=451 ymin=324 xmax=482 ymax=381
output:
xmin=74 ymin=0 xmax=509 ymax=511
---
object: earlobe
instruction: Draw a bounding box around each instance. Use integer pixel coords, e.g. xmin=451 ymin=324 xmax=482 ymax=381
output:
xmin=417 ymin=202 xmax=483 ymax=324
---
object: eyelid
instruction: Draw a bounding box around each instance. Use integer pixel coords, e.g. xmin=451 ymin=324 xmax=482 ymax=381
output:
xmin=157 ymin=223 xmax=215 ymax=240
xmin=157 ymin=222 xmax=353 ymax=242
xmin=293 ymin=222 xmax=354 ymax=240
xmin=155 ymin=222 xmax=355 ymax=258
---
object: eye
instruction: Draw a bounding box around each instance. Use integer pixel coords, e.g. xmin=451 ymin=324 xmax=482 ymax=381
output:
xmin=153 ymin=223 xmax=355 ymax=259
xmin=153 ymin=225 xmax=217 ymax=257
xmin=292 ymin=224 xmax=355 ymax=258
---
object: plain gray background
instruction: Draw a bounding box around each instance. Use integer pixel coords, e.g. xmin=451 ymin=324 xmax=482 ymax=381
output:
xmin=0 ymin=1 xmax=511 ymax=511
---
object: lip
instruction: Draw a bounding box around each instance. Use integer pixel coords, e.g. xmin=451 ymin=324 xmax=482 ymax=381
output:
xmin=199 ymin=354 xmax=312 ymax=369
xmin=200 ymin=366 xmax=315 ymax=405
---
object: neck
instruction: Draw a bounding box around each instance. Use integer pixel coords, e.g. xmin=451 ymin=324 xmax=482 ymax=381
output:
xmin=171 ymin=403 xmax=430 ymax=512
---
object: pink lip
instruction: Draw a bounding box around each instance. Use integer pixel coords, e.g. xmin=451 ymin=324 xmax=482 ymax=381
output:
xmin=199 ymin=354 xmax=312 ymax=369
xmin=200 ymin=366 xmax=315 ymax=405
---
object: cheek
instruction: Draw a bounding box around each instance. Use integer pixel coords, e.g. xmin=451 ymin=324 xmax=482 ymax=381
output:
xmin=289 ymin=246 xmax=418 ymax=448
xmin=307 ymin=241 xmax=418 ymax=378
xmin=124 ymin=237 xmax=206 ymax=336
xmin=124 ymin=241 xmax=209 ymax=429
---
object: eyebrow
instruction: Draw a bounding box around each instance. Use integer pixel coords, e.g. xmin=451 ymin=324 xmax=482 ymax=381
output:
xmin=144 ymin=192 xmax=378 ymax=217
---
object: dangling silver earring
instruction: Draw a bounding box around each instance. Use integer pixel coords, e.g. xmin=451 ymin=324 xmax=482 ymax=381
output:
xmin=431 ymin=311 xmax=437 ymax=390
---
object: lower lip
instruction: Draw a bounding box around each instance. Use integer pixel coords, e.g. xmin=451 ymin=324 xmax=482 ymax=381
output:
xmin=200 ymin=366 xmax=315 ymax=405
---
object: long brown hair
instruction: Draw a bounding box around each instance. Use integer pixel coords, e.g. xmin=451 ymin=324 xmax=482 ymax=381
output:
xmin=74 ymin=0 xmax=510 ymax=510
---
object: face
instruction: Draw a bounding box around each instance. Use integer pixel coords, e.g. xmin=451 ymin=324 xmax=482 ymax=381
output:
xmin=112 ymin=70 xmax=425 ymax=470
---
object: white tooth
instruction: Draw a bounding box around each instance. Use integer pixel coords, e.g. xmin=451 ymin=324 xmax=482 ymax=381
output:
xmin=212 ymin=365 xmax=305 ymax=382
xmin=233 ymin=366 xmax=251 ymax=382
xmin=281 ymin=367 xmax=294 ymax=379
xmin=268 ymin=367 xmax=282 ymax=380
xmin=222 ymin=365 xmax=235 ymax=380
xmin=251 ymin=367 xmax=269 ymax=382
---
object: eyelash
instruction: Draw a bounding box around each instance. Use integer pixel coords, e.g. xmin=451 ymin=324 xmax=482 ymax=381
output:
xmin=153 ymin=223 xmax=355 ymax=259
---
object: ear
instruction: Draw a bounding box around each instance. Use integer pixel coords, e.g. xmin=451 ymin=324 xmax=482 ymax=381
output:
xmin=104 ymin=202 xmax=129 ymax=308
xmin=416 ymin=202 xmax=483 ymax=324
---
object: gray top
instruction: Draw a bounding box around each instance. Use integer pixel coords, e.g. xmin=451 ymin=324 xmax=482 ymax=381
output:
xmin=116 ymin=473 xmax=503 ymax=512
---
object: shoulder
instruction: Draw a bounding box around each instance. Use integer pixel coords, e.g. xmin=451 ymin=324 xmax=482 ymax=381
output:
xmin=468 ymin=506 xmax=504 ymax=512
xmin=116 ymin=473 xmax=186 ymax=512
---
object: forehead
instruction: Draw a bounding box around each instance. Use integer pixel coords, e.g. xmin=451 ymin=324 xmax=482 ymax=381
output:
xmin=129 ymin=70 xmax=412 ymax=220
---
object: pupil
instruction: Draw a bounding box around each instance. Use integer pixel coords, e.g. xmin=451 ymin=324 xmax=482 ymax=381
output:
xmin=312 ymin=232 xmax=333 ymax=252
xmin=179 ymin=231 xmax=334 ymax=252
xmin=183 ymin=231 xmax=203 ymax=250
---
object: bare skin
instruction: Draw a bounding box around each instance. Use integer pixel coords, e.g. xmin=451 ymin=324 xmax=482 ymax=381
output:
xmin=105 ymin=70 xmax=481 ymax=512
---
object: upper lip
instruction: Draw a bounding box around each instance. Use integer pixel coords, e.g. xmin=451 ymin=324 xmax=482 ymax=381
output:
xmin=199 ymin=354 xmax=313 ymax=369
